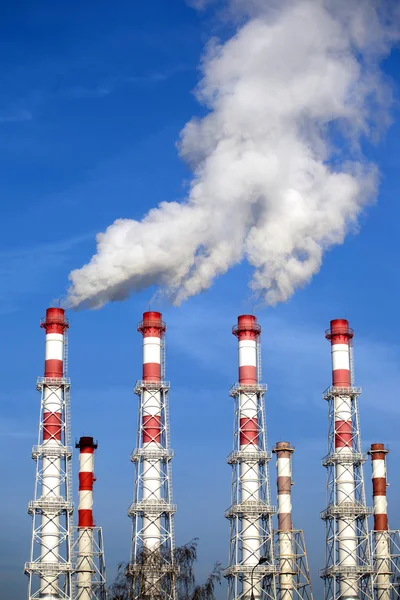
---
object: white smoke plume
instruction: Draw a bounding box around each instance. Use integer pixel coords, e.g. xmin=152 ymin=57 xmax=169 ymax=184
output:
xmin=67 ymin=0 xmax=398 ymax=309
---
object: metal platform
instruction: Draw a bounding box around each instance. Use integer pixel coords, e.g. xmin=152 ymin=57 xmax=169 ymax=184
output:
xmin=229 ymin=383 xmax=268 ymax=397
xmin=134 ymin=380 xmax=170 ymax=394
xmin=225 ymin=501 xmax=276 ymax=518
xmin=28 ymin=499 xmax=74 ymax=514
xmin=130 ymin=448 xmax=174 ymax=462
xmin=322 ymin=452 xmax=367 ymax=466
xmin=24 ymin=561 xmax=73 ymax=576
xmin=323 ymin=386 xmax=362 ymax=399
xmin=227 ymin=450 xmax=271 ymax=464
xmin=320 ymin=564 xmax=373 ymax=578
xmin=321 ymin=502 xmax=373 ymax=520
xmin=36 ymin=376 xmax=71 ymax=390
xmin=128 ymin=500 xmax=177 ymax=516
xmin=223 ymin=564 xmax=277 ymax=577
xmin=32 ymin=444 xmax=73 ymax=459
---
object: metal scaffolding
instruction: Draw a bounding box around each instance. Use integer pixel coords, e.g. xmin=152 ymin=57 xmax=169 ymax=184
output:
xmin=72 ymin=526 xmax=107 ymax=600
xmin=224 ymin=376 xmax=277 ymax=600
xmin=321 ymin=385 xmax=374 ymax=599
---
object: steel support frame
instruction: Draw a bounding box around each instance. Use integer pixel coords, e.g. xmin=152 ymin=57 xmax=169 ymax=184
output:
xmin=321 ymin=387 xmax=373 ymax=600
xmin=25 ymin=378 xmax=73 ymax=600
xmin=226 ymin=384 xmax=277 ymax=600
xmin=128 ymin=381 xmax=176 ymax=600
xmin=72 ymin=526 xmax=107 ymax=600
xmin=371 ymin=529 xmax=400 ymax=599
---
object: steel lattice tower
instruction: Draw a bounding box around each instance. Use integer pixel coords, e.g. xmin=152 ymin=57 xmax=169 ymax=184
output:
xmin=25 ymin=307 xmax=74 ymax=600
xmin=128 ymin=311 xmax=176 ymax=600
xmin=321 ymin=319 xmax=373 ymax=600
xmin=225 ymin=314 xmax=277 ymax=600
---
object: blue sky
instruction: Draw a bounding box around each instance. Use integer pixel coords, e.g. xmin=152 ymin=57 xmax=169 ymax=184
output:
xmin=0 ymin=1 xmax=400 ymax=599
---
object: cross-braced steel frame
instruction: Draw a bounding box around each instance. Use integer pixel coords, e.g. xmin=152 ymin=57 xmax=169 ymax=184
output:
xmin=225 ymin=382 xmax=277 ymax=600
xmin=25 ymin=375 xmax=74 ymax=600
xmin=274 ymin=530 xmax=313 ymax=599
xmin=71 ymin=526 xmax=107 ymax=600
xmin=321 ymin=386 xmax=374 ymax=599
xmin=371 ymin=529 xmax=400 ymax=599
xmin=128 ymin=380 xmax=176 ymax=600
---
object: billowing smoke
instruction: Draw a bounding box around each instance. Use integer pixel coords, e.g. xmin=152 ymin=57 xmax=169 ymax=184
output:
xmin=67 ymin=0 xmax=397 ymax=309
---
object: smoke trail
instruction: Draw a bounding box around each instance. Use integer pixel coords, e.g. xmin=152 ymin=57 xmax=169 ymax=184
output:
xmin=67 ymin=0 xmax=397 ymax=309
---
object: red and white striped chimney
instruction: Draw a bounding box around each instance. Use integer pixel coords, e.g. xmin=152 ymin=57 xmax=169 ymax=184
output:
xmin=41 ymin=307 xmax=68 ymax=443
xmin=273 ymin=442 xmax=294 ymax=599
xmin=369 ymin=443 xmax=390 ymax=600
xmin=325 ymin=319 xmax=357 ymax=599
xmin=138 ymin=311 xmax=166 ymax=552
xmin=233 ymin=315 xmax=261 ymax=598
xmin=76 ymin=436 xmax=98 ymax=600
xmin=40 ymin=308 xmax=69 ymax=597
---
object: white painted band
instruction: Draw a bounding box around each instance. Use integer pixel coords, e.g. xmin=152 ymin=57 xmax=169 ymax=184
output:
xmin=374 ymin=496 xmax=388 ymax=515
xmin=143 ymin=337 xmax=161 ymax=364
xmin=277 ymin=457 xmax=291 ymax=477
xmin=372 ymin=460 xmax=386 ymax=479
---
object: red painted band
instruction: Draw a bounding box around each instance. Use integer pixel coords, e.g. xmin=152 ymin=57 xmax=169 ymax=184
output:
xmin=372 ymin=478 xmax=387 ymax=496
xmin=143 ymin=363 xmax=161 ymax=381
xmin=240 ymin=417 xmax=258 ymax=446
xmin=43 ymin=412 xmax=62 ymax=440
xmin=138 ymin=311 xmax=165 ymax=338
xmin=371 ymin=453 xmax=386 ymax=461
xmin=278 ymin=513 xmax=292 ymax=532
xmin=79 ymin=472 xmax=94 ymax=491
xmin=143 ymin=415 xmax=161 ymax=443
xmin=41 ymin=308 xmax=68 ymax=334
xmin=332 ymin=369 xmax=351 ymax=387
xmin=78 ymin=509 xmax=94 ymax=528
xmin=79 ymin=447 xmax=95 ymax=454
xmin=374 ymin=514 xmax=388 ymax=531
xmin=45 ymin=359 xmax=63 ymax=378
xmin=239 ymin=365 xmax=257 ymax=384
xmin=335 ymin=420 xmax=352 ymax=448
xmin=277 ymin=476 xmax=291 ymax=494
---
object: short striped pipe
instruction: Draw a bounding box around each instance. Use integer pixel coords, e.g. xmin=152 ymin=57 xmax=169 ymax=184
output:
xmin=233 ymin=315 xmax=261 ymax=598
xmin=273 ymin=442 xmax=294 ymax=600
xmin=138 ymin=312 xmax=166 ymax=551
xmin=39 ymin=308 xmax=69 ymax=596
xmin=326 ymin=319 xmax=357 ymax=599
xmin=369 ymin=443 xmax=390 ymax=600
xmin=76 ymin=436 xmax=98 ymax=600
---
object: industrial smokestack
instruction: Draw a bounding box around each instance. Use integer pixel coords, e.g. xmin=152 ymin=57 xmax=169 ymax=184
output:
xmin=272 ymin=442 xmax=313 ymax=600
xmin=75 ymin=436 xmax=97 ymax=600
xmin=321 ymin=319 xmax=373 ymax=599
xmin=67 ymin=1 xmax=397 ymax=310
xmin=128 ymin=312 xmax=176 ymax=599
xmin=369 ymin=443 xmax=390 ymax=600
xmin=225 ymin=315 xmax=276 ymax=600
xmin=25 ymin=308 xmax=73 ymax=600
xmin=273 ymin=442 xmax=294 ymax=599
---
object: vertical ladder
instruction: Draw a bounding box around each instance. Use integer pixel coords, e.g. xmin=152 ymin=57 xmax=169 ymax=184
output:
xmin=257 ymin=340 xmax=262 ymax=383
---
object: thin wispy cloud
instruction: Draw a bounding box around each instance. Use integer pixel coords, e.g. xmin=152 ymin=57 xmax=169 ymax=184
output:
xmin=63 ymin=67 xmax=188 ymax=100
xmin=0 ymin=108 xmax=32 ymax=124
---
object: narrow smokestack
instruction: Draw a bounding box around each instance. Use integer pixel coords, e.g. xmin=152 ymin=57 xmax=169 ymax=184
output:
xmin=75 ymin=436 xmax=98 ymax=600
xmin=273 ymin=442 xmax=294 ymax=599
xmin=25 ymin=308 xmax=73 ymax=600
xmin=369 ymin=443 xmax=390 ymax=600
